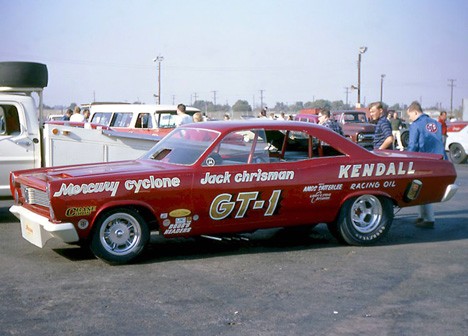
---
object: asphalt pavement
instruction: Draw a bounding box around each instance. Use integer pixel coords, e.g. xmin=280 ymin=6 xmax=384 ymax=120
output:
xmin=1 ymin=165 xmax=467 ymax=336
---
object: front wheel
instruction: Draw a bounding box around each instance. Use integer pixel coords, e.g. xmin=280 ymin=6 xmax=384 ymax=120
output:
xmin=449 ymin=143 xmax=467 ymax=164
xmin=90 ymin=208 xmax=150 ymax=264
xmin=333 ymin=195 xmax=393 ymax=246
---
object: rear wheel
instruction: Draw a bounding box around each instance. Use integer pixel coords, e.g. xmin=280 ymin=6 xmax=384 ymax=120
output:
xmin=449 ymin=143 xmax=467 ymax=164
xmin=332 ymin=195 xmax=393 ymax=246
xmin=90 ymin=208 xmax=149 ymax=264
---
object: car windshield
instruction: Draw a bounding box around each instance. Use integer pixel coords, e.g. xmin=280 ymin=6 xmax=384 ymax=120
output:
xmin=343 ymin=113 xmax=368 ymax=123
xmin=142 ymin=128 xmax=219 ymax=165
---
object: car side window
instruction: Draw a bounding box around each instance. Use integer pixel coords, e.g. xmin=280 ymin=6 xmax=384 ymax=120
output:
xmin=91 ymin=112 xmax=112 ymax=126
xmin=0 ymin=105 xmax=20 ymax=136
xmin=110 ymin=112 xmax=133 ymax=127
xmin=135 ymin=113 xmax=152 ymax=128
xmin=158 ymin=112 xmax=177 ymax=128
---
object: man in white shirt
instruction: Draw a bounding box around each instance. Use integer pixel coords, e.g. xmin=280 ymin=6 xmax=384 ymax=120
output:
xmin=175 ymin=103 xmax=192 ymax=126
xmin=69 ymin=106 xmax=85 ymax=122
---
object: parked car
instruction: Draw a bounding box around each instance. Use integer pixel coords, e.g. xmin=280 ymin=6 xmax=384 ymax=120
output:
xmin=446 ymin=121 xmax=468 ymax=164
xmin=89 ymin=103 xmax=201 ymax=138
xmin=10 ymin=120 xmax=458 ymax=264
xmin=331 ymin=110 xmax=375 ymax=149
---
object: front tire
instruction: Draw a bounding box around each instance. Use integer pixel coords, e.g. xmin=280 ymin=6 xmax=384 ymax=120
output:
xmin=449 ymin=143 xmax=467 ymax=164
xmin=90 ymin=208 xmax=149 ymax=264
xmin=334 ymin=195 xmax=393 ymax=246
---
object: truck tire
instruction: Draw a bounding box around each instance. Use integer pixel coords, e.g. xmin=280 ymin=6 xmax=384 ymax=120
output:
xmin=449 ymin=143 xmax=467 ymax=164
xmin=0 ymin=62 xmax=48 ymax=88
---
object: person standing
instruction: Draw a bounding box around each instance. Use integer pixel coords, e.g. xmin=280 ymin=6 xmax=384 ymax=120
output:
xmin=62 ymin=109 xmax=73 ymax=121
xmin=438 ymin=111 xmax=448 ymax=147
xmin=407 ymin=101 xmax=445 ymax=228
xmin=318 ymin=108 xmax=344 ymax=135
xmin=390 ymin=111 xmax=404 ymax=150
xmin=175 ymin=103 xmax=192 ymax=126
xmin=69 ymin=106 xmax=85 ymax=122
xmin=369 ymin=102 xmax=394 ymax=150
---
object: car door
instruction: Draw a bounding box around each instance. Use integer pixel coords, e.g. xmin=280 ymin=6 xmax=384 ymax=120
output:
xmin=0 ymin=104 xmax=39 ymax=196
xmin=190 ymin=128 xmax=304 ymax=235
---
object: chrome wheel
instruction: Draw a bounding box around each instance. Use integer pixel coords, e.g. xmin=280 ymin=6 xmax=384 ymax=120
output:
xmin=350 ymin=195 xmax=383 ymax=234
xmin=100 ymin=213 xmax=142 ymax=255
xmin=91 ymin=208 xmax=149 ymax=264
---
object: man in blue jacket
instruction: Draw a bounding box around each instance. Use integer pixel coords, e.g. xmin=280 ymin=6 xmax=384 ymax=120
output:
xmin=406 ymin=101 xmax=445 ymax=228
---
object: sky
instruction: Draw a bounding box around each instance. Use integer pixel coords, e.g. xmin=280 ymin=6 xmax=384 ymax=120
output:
xmin=1 ymin=0 xmax=467 ymax=110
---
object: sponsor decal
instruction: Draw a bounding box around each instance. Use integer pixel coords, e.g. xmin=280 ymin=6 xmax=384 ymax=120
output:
xmin=77 ymin=219 xmax=89 ymax=230
xmin=350 ymin=180 xmax=396 ymax=190
xmin=209 ymin=190 xmax=282 ymax=220
xmin=53 ymin=176 xmax=181 ymax=198
xmin=124 ymin=176 xmax=180 ymax=193
xmin=54 ymin=181 xmax=120 ymax=197
xmin=169 ymin=209 xmax=191 ymax=218
xmin=310 ymin=191 xmax=331 ymax=203
xmin=200 ymin=169 xmax=294 ymax=185
xmin=338 ymin=162 xmax=415 ymax=179
xmin=426 ymin=123 xmax=438 ymax=133
xmin=303 ymin=183 xmax=343 ymax=192
xmin=164 ymin=218 xmax=192 ymax=235
xmin=65 ymin=206 xmax=97 ymax=217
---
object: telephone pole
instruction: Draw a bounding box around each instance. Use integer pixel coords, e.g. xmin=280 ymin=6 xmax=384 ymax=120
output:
xmin=212 ymin=90 xmax=217 ymax=106
xmin=259 ymin=90 xmax=265 ymax=109
xmin=153 ymin=55 xmax=164 ymax=104
xmin=448 ymin=79 xmax=456 ymax=114
xmin=344 ymin=87 xmax=350 ymax=106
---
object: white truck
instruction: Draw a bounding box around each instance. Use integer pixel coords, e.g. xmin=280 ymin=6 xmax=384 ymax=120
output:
xmin=0 ymin=62 xmax=158 ymax=197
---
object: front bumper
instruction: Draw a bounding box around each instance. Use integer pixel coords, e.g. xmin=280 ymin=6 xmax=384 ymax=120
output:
xmin=10 ymin=205 xmax=79 ymax=248
xmin=441 ymin=184 xmax=459 ymax=202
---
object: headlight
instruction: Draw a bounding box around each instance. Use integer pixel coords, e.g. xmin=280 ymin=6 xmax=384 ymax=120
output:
xmin=357 ymin=133 xmax=364 ymax=141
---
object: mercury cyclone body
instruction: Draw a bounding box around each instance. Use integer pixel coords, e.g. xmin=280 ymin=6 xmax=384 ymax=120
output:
xmin=10 ymin=120 xmax=458 ymax=264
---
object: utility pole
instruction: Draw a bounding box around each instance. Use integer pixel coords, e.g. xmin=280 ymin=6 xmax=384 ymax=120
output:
xmin=192 ymin=92 xmax=198 ymax=105
xmin=212 ymin=90 xmax=217 ymax=106
xmin=259 ymin=90 xmax=265 ymax=109
xmin=153 ymin=55 xmax=164 ymax=104
xmin=357 ymin=47 xmax=367 ymax=107
xmin=344 ymin=87 xmax=350 ymax=106
xmin=448 ymin=79 xmax=456 ymax=114
xmin=380 ymin=74 xmax=386 ymax=102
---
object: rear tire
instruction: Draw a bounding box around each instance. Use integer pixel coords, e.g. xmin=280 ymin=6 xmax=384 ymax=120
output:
xmin=449 ymin=143 xmax=467 ymax=164
xmin=335 ymin=195 xmax=393 ymax=246
xmin=0 ymin=62 xmax=48 ymax=88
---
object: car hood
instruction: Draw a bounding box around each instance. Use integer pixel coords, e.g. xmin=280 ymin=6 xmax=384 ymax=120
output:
xmin=14 ymin=160 xmax=180 ymax=186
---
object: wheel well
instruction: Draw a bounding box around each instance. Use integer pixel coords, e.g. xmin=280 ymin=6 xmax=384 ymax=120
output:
xmin=93 ymin=204 xmax=159 ymax=232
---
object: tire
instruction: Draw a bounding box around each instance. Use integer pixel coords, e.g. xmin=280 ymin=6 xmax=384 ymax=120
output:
xmin=90 ymin=208 xmax=150 ymax=264
xmin=449 ymin=143 xmax=467 ymax=164
xmin=335 ymin=195 xmax=393 ymax=246
xmin=0 ymin=62 xmax=48 ymax=88
xmin=401 ymin=130 xmax=409 ymax=148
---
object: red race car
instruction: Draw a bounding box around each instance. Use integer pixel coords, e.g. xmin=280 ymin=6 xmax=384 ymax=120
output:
xmin=10 ymin=120 xmax=458 ymax=264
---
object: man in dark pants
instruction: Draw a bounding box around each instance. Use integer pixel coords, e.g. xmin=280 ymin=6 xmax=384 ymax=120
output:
xmin=407 ymin=101 xmax=446 ymax=228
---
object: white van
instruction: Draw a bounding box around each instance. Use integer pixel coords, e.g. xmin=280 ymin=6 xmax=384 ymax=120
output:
xmin=89 ymin=103 xmax=201 ymax=138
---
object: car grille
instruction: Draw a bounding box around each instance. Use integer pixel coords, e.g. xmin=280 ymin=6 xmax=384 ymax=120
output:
xmin=21 ymin=185 xmax=50 ymax=208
